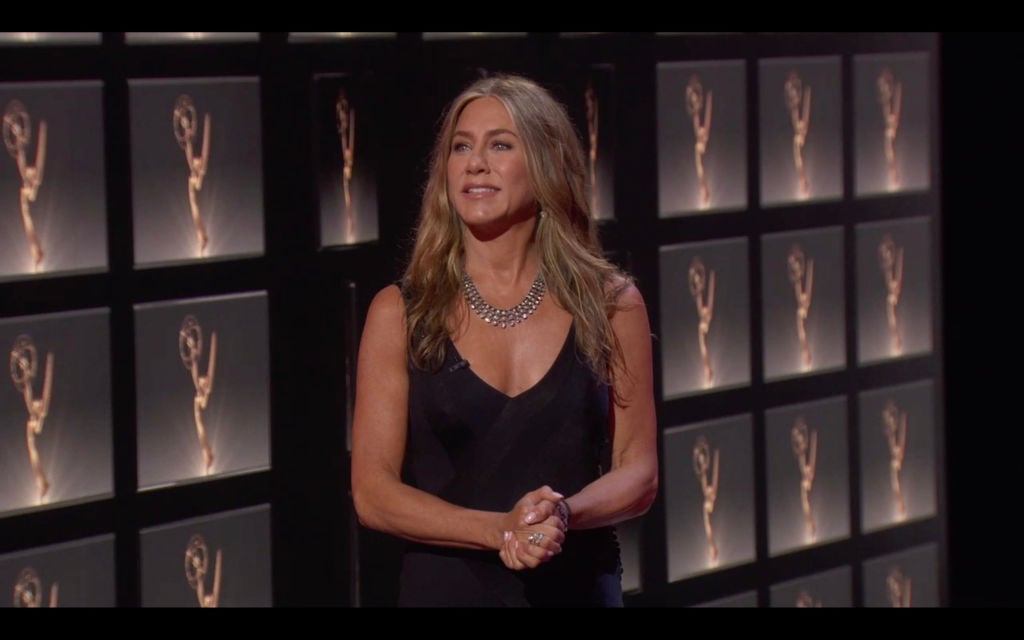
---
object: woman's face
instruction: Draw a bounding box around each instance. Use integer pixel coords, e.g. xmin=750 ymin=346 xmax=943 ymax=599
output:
xmin=447 ymin=96 xmax=536 ymax=233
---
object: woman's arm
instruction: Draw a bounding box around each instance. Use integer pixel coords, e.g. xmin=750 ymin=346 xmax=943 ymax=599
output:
xmin=558 ymin=281 xmax=659 ymax=530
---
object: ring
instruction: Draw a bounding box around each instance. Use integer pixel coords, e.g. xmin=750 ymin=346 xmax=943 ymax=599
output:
xmin=527 ymin=532 xmax=544 ymax=546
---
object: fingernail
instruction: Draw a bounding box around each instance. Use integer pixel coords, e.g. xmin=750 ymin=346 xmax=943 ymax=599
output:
xmin=525 ymin=512 xmax=536 ymax=524
xmin=547 ymin=551 xmax=554 ymax=557
xmin=504 ymin=531 xmax=511 ymax=542
xmin=553 ymin=492 xmax=564 ymax=499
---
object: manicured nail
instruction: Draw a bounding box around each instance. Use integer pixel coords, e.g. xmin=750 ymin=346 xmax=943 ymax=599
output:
xmin=525 ymin=512 xmax=536 ymax=524
xmin=553 ymin=492 xmax=564 ymax=499
xmin=504 ymin=531 xmax=511 ymax=542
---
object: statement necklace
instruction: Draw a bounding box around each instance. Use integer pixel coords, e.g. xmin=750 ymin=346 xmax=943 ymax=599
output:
xmin=462 ymin=271 xmax=546 ymax=329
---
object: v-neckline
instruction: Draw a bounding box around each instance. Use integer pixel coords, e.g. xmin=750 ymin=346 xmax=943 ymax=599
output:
xmin=448 ymin=325 xmax=575 ymax=401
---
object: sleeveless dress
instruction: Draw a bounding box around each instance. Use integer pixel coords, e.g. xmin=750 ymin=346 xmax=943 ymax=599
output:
xmin=398 ymin=324 xmax=623 ymax=607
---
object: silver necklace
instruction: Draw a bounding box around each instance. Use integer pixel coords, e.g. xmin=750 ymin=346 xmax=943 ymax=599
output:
xmin=462 ymin=271 xmax=546 ymax=329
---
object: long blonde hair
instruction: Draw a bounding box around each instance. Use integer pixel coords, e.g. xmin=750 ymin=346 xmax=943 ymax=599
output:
xmin=401 ymin=73 xmax=631 ymax=390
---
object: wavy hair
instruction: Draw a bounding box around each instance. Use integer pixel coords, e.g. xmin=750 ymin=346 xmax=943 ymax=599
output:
xmin=401 ymin=73 xmax=632 ymax=392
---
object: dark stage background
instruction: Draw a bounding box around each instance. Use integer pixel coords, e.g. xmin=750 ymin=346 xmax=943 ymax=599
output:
xmin=0 ymin=31 xmax=1010 ymax=607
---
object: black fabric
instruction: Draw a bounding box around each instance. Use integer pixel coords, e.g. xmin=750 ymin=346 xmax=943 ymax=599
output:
xmin=398 ymin=324 xmax=622 ymax=607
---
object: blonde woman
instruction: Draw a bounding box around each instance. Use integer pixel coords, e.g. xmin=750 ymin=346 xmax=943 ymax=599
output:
xmin=351 ymin=74 xmax=657 ymax=607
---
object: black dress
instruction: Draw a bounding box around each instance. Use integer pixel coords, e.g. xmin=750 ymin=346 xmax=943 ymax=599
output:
xmin=398 ymin=325 xmax=623 ymax=607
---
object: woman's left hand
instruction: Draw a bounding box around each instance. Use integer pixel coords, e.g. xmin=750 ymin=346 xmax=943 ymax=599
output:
xmin=498 ymin=495 xmax=567 ymax=570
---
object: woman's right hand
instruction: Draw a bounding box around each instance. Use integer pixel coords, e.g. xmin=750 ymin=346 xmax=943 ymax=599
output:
xmin=498 ymin=486 xmax=567 ymax=571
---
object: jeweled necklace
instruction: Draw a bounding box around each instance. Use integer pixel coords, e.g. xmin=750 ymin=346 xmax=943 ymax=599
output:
xmin=462 ymin=270 xmax=546 ymax=329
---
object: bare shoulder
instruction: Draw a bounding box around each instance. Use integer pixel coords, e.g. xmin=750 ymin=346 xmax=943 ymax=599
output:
xmin=361 ymin=284 xmax=408 ymax=351
xmin=605 ymin=273 xmax=647 ymax=314
xmin=366 ymin=284 xmax=407 ymax=326
xmin=606 ymin=274 xmax=654 ymax=401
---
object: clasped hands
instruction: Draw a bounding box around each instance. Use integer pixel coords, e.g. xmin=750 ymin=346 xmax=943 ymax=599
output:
xmin=498 ymin=485 xmax=568 ymax=571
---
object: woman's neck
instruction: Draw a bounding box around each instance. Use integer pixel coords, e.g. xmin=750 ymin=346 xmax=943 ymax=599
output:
xmin=461 ymin=218 xmax=540 ymax=287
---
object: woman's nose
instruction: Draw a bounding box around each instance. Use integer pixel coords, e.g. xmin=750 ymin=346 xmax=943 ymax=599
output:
xmin=466 ymin=148 xmax=487 ymax=173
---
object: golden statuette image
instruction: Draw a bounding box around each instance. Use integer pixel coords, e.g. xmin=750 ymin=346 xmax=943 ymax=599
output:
xmin=783 ymin=71 xmax=811 ymax=199
xmin=877 ymin=68 xmax=902 ymax=190
xmin=878 ymin=234 xmax=904 ymax=355
xmin=13 ymin=567 xmax=58 ymax=608
xmin=173 ymin=94 xmax=211 ymax=256
xmin=886 ymin=566 xmax=912 ymax=608
xmin=179 ymin=315 xmax=216 ymax=474
xmin=184 ymin=534 xmax=222 ymax=608
xmin=3 ymin=100 xmax=47 ymax=271
xmin=10 ymin=334 xmax=53 ymax=501
xmin=685 ymin=74 xmax=713 ymax=208
xmin=795 ymin=589 xmax=822 ymax=608
xmin=882 ymin=399 xmax=908 ymax=519
xmin=688 ymin=256 xmax=715 ymax=387
xmin=584 ymin=79 xmax=600 ymax=218
xmin=787 ymin=243 xmax=814 ymax=370
xmin=693 ymin=434 xmax=720 ymax=564
xmin=336 ymin=88 xmax=356 ymax=243
xmin=791 ymin=416 xmax=818 ymax=541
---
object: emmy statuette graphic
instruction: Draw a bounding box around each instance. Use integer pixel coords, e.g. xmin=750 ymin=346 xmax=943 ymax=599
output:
xmin=886 ymin=566 xmax=912 ymax=608
xmin=336 ymin=88 xmax=356 ymax=243
xmin=2 ymin=100 xmax=47 ymax=271
xmin=787 ymin=244 xmax=814 ymax=370
xmin=584 ymin=79 xmax=600 ymax=218
xmin=877 ymin=68 xmax=902 ymax=190
xmin=878 ymin=234 xmax=904 ymax=356
xmin=172 ymin=94 xmax=211 ymax=256
xmin=693 ymin=435 xmax=720 ymax=565
xmin=791 ymin=416 xmax=818 ymax=541
xmin=12 ymin=567 xmax=57 ymax=608
xmin=685 ymin=74 xmax=713 ymax=208
xmin=179 ymin=315 xmax=216 ymax=474
xmin=10 ymin=334 xmax=53 ymax=501
xmin=784 ymin=71 xmax=811 ymax=199
xmin=882 ymin=399 xmax=908 ymax=520
xmin=688 ymin=256 xmax=715 ymax=387
xmin=184 ymin=534 xmax=222 ymax=608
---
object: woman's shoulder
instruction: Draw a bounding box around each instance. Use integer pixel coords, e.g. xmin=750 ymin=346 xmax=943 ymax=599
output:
xmin=366 ymin=283 xmax=408 ymax=329
xmin=604 ymin=272 xmax=645 ymax=307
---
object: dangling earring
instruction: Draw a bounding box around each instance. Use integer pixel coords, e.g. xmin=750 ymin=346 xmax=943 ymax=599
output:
xmin=538 ymin=209 xmax=547 ymax=219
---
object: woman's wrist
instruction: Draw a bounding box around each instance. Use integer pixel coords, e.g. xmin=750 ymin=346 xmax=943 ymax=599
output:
xmin=555 ymin=499 xmax=572 ymax=531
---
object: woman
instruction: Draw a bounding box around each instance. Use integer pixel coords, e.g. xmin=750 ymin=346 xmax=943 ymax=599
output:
xmin=351 ymin=73 xmax=658 ymax=607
